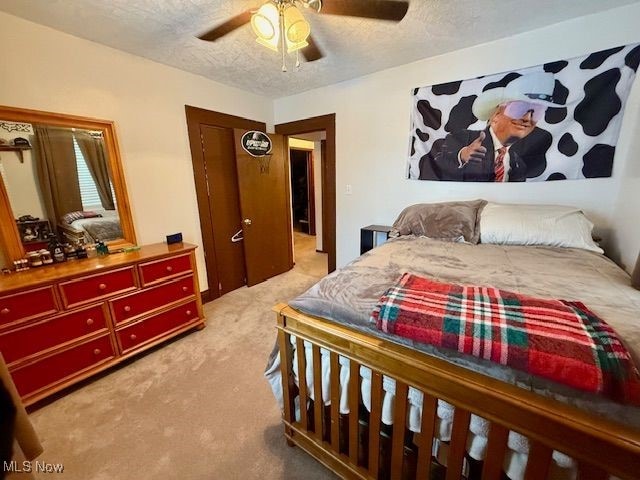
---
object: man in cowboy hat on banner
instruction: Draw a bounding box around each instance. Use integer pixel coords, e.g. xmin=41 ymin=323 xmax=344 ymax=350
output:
xmin=434 ymin=71 xmax=559 ymax=182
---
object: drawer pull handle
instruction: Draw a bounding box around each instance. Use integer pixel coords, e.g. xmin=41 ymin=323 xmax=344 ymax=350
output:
xmin=98 ymin=283 xmax=107 ymax=291
xmin=0 ymin=308 xmax=9 ymax=315
xmin=182 ymin=286 xmax=189 ymax=292
xmin=186 ymin=310 xmax=192 ymax=316
xmin=130 ymin=334 xmax=137 ymax=341
xmin=86 ymin=318 xmax=94 ymax=326
xmin=124 ymin=306 xmax=131 ymax=312
xmin=93 ymin=348 xmax=101 ymax=355
xmin=166 ymin=266 xmax=173 ymax=272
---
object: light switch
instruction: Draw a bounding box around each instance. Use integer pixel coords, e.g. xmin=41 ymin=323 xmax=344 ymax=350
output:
xmin=345 ymin=184 xmax=352 ymax=195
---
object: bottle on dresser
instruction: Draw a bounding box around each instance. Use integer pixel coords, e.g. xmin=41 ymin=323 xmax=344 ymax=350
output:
xmin=75 ymin=238 xmax=88 ymax=259
xmin=95 ymin=239 xmax=109 ymax=256
xmin=47 ymin=234 xmax=66 ymax=263
xmin=64 ymin=243 xmax=77 ymax=260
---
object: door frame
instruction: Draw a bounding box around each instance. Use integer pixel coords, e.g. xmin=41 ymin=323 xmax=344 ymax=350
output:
xmin=185 ymin=105 xmax=266 ymax=302
xmin=275 ymin=114 xmax=336 ymax=272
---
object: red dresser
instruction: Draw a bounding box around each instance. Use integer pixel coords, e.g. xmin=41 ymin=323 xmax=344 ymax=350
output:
xmin=0 ymin=242 xmax=205 ymax=406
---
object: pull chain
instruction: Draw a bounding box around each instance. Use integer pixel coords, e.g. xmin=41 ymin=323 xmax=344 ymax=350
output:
xmin=280 ymin=7 xmax=287 ymax=72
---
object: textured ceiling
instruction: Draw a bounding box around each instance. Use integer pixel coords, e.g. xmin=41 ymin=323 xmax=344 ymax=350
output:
xmin=1 ymin=0 xmax=637 ymax=98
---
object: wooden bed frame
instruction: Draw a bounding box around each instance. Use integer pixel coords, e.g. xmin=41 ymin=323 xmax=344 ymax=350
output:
xmin=274 ymin=303 xmax=640 ymax=480
xmin=58 ymin=222 xmax=89 ymax=244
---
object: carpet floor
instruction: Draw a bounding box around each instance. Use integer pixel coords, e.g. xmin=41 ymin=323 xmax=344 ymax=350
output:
xmin=28 ymin=233 xmax=337 ymax=479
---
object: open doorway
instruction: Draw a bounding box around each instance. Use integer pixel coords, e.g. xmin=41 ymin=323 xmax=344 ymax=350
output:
xmin=276 ymin=114 xmax=336 ymax=273
xmin=287 ymin=134 xmax=326 ymax=275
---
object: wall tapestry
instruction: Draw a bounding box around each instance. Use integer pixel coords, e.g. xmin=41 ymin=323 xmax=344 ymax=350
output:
xmin=408 ymin=44 xmax=640 ymax=182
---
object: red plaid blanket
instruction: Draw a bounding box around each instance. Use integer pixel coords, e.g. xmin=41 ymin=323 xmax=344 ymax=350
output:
xmin=372 ymin=273 xmax=640 ymax=404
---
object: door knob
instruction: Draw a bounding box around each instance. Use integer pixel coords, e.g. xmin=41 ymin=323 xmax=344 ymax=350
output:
xmin=243 ymin=218 xmax=252 ymax=226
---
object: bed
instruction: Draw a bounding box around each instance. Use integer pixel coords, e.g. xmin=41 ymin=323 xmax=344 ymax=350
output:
xmin=266 ymin=201 xmax=640 ymax=480
xmin=58 ymin=210 xmax=123 ymax=244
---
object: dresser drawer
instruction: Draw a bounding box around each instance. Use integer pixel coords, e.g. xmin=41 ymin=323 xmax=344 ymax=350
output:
xmin=0 ymin=286 xmax=58 ymax=328
xmin=10 ymin=334 xmax=115 ymax=398
xmin=110 ymin=275 xmax=195 ymax=325
xmin=117 ymin=300 xmax=200 ymax=353
xmin=59 ymin=267 xmax=137 ymax=308
xmin=0 ymin=304 xmax=108 ymax=365
xmin=138 ymin=254 xmax=192 ymax=286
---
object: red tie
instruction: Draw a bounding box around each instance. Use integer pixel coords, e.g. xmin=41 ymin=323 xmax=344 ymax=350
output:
xmin=494 ymin=147 xmax=507 ymax=182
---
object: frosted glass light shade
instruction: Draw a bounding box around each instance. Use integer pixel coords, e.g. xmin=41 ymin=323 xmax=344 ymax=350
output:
xmin=251 ymin=2 xmax=280 ymax=52
xmin=283 ymin=5 xmax=310 ymax=53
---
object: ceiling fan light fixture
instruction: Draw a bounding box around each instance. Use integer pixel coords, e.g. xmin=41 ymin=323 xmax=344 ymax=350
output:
xmin=251 ymin=2 xmax=280 ymax=51
xmin=283 ymin=5 xmax=311 ymax=53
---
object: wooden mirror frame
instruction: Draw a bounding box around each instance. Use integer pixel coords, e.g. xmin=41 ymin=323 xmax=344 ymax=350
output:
xmin=0 ymin=105 xmax=136 ymax=263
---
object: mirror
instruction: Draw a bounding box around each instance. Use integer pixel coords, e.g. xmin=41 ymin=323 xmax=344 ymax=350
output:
xmin=0 ymin=106 xmax=136 ymax=267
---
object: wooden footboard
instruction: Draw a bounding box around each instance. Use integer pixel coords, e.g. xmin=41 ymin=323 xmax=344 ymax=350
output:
xmin=274 ymin=303 xmax=640 ymax=480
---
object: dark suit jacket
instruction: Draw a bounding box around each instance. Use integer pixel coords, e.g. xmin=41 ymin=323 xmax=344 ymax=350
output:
xmin=432 ymin=128 xmax=527 ymax=182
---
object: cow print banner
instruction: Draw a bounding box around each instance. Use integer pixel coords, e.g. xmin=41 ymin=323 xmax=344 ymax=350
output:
xmin=408 ymin=44 xmax=640 ymax=182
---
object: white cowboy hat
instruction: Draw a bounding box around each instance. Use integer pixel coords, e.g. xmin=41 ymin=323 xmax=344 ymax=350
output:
xmin=472 ymin=71 xmax=561 ymax=121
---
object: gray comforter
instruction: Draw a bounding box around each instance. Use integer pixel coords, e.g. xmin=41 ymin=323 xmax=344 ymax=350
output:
xmin=288 ymin=236 xmax=640 ymax=425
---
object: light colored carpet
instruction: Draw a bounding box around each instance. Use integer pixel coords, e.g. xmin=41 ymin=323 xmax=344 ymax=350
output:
xmin=29 ymin=233 xmax=337 ymax=479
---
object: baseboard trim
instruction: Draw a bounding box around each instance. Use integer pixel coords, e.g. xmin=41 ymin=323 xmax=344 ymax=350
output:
xmin=200 ymin=290 xmax=212 ymax=304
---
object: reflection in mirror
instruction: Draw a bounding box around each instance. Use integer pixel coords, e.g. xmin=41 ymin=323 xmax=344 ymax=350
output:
xmin=0 ymin=122 xmax=122 ymax=253
xmin=0 ymin=106 xmax=136 ymax=270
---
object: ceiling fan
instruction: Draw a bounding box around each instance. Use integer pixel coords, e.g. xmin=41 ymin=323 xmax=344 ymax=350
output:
xmin=197 ymin=0 xmax=410 ymax=71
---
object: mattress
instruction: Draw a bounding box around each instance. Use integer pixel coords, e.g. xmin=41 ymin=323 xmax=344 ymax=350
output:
xmin=64 ymin=211 xmax=123 ymax=243
xmin=265 ymin=236 xmax=640 ymax=479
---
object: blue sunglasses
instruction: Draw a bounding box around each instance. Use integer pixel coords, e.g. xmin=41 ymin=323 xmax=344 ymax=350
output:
xmin=502 ymin=101 xmax=547 ymax=122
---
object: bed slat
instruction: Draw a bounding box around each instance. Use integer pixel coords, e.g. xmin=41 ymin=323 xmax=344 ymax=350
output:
xmin=416 ymin=393 xmax=437 ymax=479
xmin=577 ymin=461 xmax=608 ymax=480
xmin=348 ymin=359 xmax=361 ymax=465
xmin=481 ymin=423 xmax=509 ymax=480
xmin=312 ymin=345 xmax=324 ymax=442
xmin=445 ymin=408 xmax=471 ymax=480
xmin=523 ymin=441 xmax=552 ymax=480
xmin=295 ymin=337 xmax=308 ymax=431
xmin=390 ymin=381 xmax=408 ymax=480
xmin=277 ymin=330 xmax=295 ymax=427
xmin=368 ymin=371 xmax=383 ymax=477
xmin=330 ymin=352 xmax=340 ymax=451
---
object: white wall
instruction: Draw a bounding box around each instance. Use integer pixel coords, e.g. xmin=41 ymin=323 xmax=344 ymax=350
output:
xmin=274 ymin=3 xmax=640 ymax=269
xmin=0 ymin=12 xmax=273 ymax=287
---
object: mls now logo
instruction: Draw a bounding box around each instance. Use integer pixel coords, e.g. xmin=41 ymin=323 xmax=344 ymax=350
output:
xmin=3 ymin=460 xmax=64 ymax=473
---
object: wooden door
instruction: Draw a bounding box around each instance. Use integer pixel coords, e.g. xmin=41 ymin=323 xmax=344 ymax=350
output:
xmin=234 ymin=130 xmax=293 ymax=286
xmin=201 ymin=125 xmax=246 ymax=296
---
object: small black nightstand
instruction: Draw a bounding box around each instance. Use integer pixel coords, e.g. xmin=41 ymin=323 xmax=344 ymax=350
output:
xmin=360 ymin=225 xmax=392 ymax=255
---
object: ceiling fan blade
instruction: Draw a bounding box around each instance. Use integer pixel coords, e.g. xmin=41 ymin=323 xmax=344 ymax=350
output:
xmin=301 ymin=35 xmax=324 ymax=62
xmin=319 ymin=0 xmax=409 ymax=22
xmin=198 ymin=10 xmax=252 ymax=41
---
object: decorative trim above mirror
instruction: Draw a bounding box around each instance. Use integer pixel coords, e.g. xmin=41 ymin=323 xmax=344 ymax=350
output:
xmin=0 ymin=105 xmax=136 ymax=265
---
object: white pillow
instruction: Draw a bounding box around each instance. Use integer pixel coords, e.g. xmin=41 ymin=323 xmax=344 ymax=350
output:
xmin=479 ymin=202 xmax=603 ymax=253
